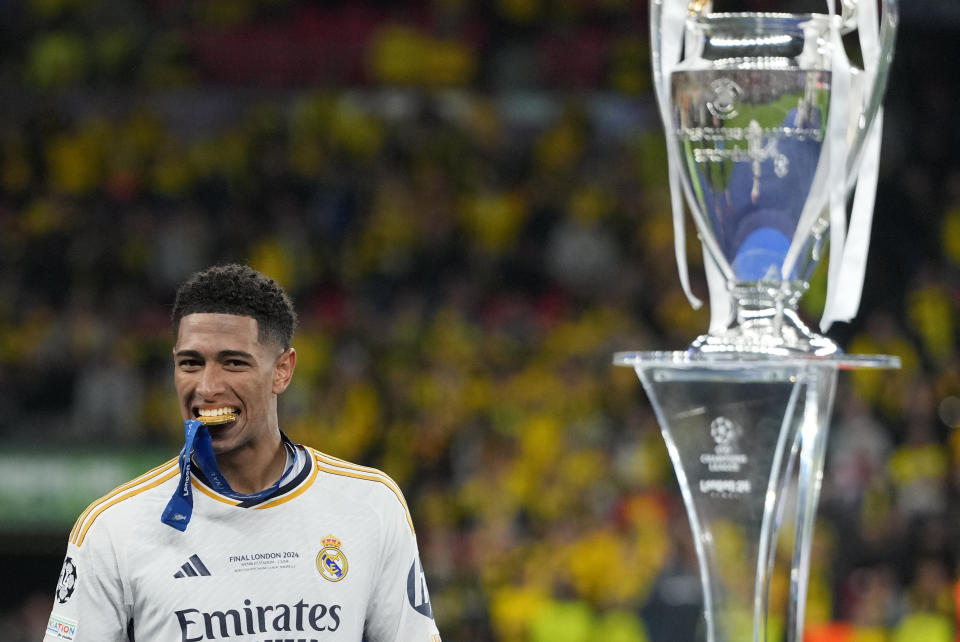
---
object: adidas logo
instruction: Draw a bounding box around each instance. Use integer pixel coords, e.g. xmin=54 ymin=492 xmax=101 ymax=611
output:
xmin=173 ymin=554 xmax=211 ymax=578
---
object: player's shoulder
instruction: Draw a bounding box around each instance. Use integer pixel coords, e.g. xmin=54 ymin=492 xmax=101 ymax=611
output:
xmin=68 ymin=456 xmax=180 ymax=548
xmin=307 ymin=447 xmax=415 ymax=534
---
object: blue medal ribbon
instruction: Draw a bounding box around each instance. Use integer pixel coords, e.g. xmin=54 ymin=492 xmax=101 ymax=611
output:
xmin=161 ymin=419 xmax=296 ymax=532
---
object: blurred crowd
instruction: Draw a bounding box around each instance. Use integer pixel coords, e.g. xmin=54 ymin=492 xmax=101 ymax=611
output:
xmin=1 ymin=1 xmax=960 ymax=641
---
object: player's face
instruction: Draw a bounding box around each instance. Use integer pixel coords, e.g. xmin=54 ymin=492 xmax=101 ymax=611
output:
xmin=173 ymin=313 xmax=295 ymax=457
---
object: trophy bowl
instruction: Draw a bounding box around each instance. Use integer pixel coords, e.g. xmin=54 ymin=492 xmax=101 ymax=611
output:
xmin=663 ymin=7 xmax=896 ymax=356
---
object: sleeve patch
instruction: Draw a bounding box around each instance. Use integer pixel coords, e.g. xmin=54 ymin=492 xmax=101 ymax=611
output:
xmin=406 ymin=556 xmax=434 ymax=619
xmin=46 ymin=615 xmax=77 ymax=641
xmin=56 ymin=556 xmax=78 ymax=604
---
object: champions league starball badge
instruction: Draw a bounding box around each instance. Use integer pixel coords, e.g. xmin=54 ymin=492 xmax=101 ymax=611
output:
xmin=705 ymin=78 xmax=742 ymax=120
xmin=56 ymin=556 xmax=77 ymax=604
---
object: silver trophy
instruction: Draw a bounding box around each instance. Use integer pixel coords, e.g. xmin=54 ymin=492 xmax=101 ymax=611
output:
xmin=615 ymin=2 xmax=899 ymax=641
xmin=659 ymin=1 xmax=898 ymax=356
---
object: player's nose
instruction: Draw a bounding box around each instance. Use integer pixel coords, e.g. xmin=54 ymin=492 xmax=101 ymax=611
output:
xmin=196 ymin=366 xmax=225 ymax=399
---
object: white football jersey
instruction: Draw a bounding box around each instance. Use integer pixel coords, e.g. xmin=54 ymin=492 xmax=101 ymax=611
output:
xmin=44 ymin=443 xmax=442 ymax=642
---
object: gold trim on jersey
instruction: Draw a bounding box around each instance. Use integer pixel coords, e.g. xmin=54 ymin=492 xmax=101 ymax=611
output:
xmin=191 ymin=479 xmax=241 ymax=506
xmin=311 ymin=449 xmax=415 ymax=535
xmin=66 ymin=447 xmax=414 ymax=546
xmin=188 ymin=445 xmax=320 ymax=508
xmin=70 ymin=458 xmax=180 ymax=547
xmin=256 ymin=455 xmax=319 ymax=509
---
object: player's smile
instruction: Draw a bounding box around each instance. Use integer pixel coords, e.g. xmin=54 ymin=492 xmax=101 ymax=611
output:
xmin=195 ymin=406 xmax=240 ymax=425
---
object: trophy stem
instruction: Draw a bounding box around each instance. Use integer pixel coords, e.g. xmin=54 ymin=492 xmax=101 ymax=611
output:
xmin=691 ymin=282 xmax=840 ymax=357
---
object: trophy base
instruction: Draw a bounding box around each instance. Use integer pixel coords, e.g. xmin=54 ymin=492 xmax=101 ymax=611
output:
xmin=692 ymin=303 xmax=839 ymax=357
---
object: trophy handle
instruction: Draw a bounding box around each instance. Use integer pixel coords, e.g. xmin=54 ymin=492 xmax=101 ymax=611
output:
xmin=839 ymin=0 xmax=857 ymax=32
xmin=650 ymin=0 xmax=737 ymax=304
xmin=844 ymin=0 xmax=898 ymax=187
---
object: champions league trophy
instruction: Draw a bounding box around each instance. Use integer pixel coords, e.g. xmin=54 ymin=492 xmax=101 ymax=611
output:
xmin=615 ymin=1 xmax=899 ymax=640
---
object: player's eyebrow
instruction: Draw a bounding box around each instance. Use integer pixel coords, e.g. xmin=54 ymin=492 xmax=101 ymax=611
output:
xmin=173 ymin=349 xmax=255 ymax=360
xmin=217 ymin=350 xmax=255 ymax=360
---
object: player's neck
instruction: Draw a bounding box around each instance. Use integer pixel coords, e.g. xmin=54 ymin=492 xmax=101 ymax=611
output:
xmin=215 ymin=432 xmax=287 ymax=495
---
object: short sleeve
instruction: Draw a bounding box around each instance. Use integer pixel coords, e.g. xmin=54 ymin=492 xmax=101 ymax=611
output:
xmin=44 ymin=520 xmax=129 ymax=642
xmin=363 ymin=489 xmax=441 ymax=642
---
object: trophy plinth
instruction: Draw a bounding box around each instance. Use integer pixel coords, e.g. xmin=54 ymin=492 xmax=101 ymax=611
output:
xmin=614 ymin=352 xmax=899 ymax=642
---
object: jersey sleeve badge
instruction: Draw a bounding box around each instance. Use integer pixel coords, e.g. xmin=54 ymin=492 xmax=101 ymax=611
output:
xmin=407 ymin=555 xmax=434 ymax=618
xmin=46 ymin=614 xmax=78 ymax=641
xmin=56 ymin=556 xmax=78 ymax=604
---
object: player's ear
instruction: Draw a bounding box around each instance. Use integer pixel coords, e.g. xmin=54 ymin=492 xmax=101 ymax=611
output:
xmin=272 ymin=348 xmax=296 ymax=394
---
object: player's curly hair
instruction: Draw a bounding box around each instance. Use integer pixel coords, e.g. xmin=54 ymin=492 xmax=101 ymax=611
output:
xmin=172 ymin=264 xmax=298 ymax=349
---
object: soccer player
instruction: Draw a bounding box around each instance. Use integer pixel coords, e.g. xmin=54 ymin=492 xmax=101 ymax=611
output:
xmin=44 ymin=264 xmax=441 ymax=642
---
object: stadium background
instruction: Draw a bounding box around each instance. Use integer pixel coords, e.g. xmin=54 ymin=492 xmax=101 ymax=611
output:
xmin=1 ymin=0 xmax=959 ymax=640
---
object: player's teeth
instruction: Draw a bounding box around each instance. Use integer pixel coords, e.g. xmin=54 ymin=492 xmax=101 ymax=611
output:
xmin=198 ymin=408 xmax=237 ymax=416
xmin=196 ymin=407 xmax=238 ymax=425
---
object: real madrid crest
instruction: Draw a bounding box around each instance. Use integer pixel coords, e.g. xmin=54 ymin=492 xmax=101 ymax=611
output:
xmin=316 ymin=535 xmax=348 ymax=582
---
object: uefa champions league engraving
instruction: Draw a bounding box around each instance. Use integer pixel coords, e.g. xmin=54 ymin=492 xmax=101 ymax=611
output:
xmin=615 ymin=2 xmax=900 ymax=641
